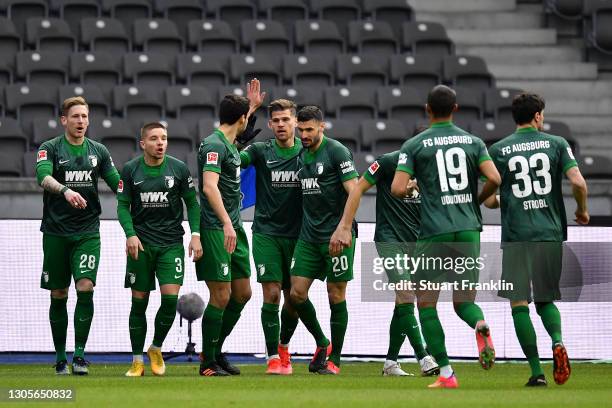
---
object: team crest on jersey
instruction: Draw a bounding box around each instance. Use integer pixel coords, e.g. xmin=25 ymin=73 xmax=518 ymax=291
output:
xmin=117 ymin=179 xmax=124 ymax=193
xmin=316 ymin=162 xmax=324 ymax=174
xmin=88 ymin=155 xmax=98 ymax=167
xmin=207 ymin=152 xmax=219 ymax=165
xmin=165 ymin=176 xmax=174 ymax=188
xmin=37 ymin=150 xmax=48 ymax=162
xmin=368 ymin=161 xmax=380 ymax=175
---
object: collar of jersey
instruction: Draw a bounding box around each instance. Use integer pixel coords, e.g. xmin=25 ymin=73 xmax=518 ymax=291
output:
xmin=274 ymin=138 xmax=301 ymax=158
xmin=516 ymin=126 xmax=538 ymax=134
xmin=140 ymin=155 xmax=167 ymax=176
xmin=213 ymin=129 xmax=236 ymax=150
xmin=62 ymin=135 xmax=87 ymax=155
xmin=304 ymin=135 xmax=327 ymax=160
xmin=430 ymin=121 xmax=453 ymax=128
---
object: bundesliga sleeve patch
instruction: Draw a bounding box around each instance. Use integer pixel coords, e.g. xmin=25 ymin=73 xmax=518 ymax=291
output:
xmin=207 ymin=152 xmax=219 ymax=165
xmin=37 ymin=150 xmax=48 ymax=162
xmin=368 ymin=161 xmax=380 ymax=175
xmin=117 ymin=179 xmax=123 ymax=193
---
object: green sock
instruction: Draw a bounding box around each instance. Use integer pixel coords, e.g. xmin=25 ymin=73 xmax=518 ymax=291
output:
xmin=73 ymin=291 xmax=94 ymax=359
xmin=455 ymin=302 xmax=485 ymax=329
xmin=49 ymin=297 xmax=68 ymax=363
xmin=294 ymin=299 xmax=329 ymax=347
xmin=280 ymin=306 xmax=299 ymax=345
xmin=216 ymin=298 xmax=246 ymax=357
xmin=153 ymin=294 xmax=178 ymax=348
xmin=387 ymin=303 xmax=427 ymax=361
xmin=329 ymin=301 xmax=348 ymax=366
xmin=512 ymin=306 xmax=543 ymax=377
xmin=201 ymin=304 xmax=224 ymax=365
xmin=129 ymin=297 xmax=149 ymax=355
xmin=261 ymin=303 xmax=280 ymax=356
xmin=418 ymin=307 xmax=449 ymax=367
xmin=536 ymin=302 xmax=562 ymax=345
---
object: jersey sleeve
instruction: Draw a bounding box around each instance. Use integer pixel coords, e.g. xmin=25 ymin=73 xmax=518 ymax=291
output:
xmin=199 ymin=141 xmax=226 ymax=174
xmin=332 ymin=143 xmax=358 ymax=182
xmin=240 ymin=143 xmax=258 ymax=168
xmin=558 ymin=138 xmax=578 ymax=173
xmin=362 ymin=155 xmax=386 ymax=186
xmin=35 ymin=141 xmax=54 ymax=184
xmin=476 ymin=138 xmax=492 ymax=164
xmin=396 ymin=140 xmax=415 ymax=175
xmin=179 ymin=161 xmax=196 ymax=197
xmin=117 ymin=163 xmax=133 ymax=203
xmin=98 ymin=144 xmax=116 ymax=176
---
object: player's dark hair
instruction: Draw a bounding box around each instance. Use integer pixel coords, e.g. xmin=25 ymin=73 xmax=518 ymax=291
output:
xmin=61 ymin=96 xmax=88 ymax=117
xmin=140 ymin=121 xmax=167 ymax=139
xmin=427 ymin=85 xmax=456 ymax=118
xmin=219 ymin=94 xmax=250 ymax=125
xmin=297 ymin=105 xmax=323 ymax=122
xmin=511 ymin=93 xmax=545 ymax=125
xmin=268 ymin=99 xmax=297 ymax=117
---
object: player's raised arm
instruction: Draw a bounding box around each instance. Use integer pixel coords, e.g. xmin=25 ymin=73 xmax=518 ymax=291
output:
xmin=566 ymin=166 xmax=589 ymax=225
xmin=329 ymin=177 xmax=372 ymax=256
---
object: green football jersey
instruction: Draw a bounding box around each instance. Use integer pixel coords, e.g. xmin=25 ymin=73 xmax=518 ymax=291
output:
xmin=298 ymin=136 xmax=359 ymax=243
xmin=396 ymin=122 xmax=490 ymax=239
xmin=197 ymin=130 xmax=242 ymax=229
xmin=363 ymin=151 xmax=420 ymax=243
xmin=240 ymin=137 xmax=303 ymax=238
xmin=117 ymin=155 xmax=195 ymax=246
xmin=489 ymin=127 xmax=578 ymax=242
xmin=37 ymin=135 xmax=115 ymax=236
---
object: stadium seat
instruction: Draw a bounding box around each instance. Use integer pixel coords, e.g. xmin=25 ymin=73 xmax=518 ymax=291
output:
xmin=389 ymin=54 xmax=443 ymax=94
xmin=360 ymin=118 xmax=408 ymax=152
xmin=362 ymin=0 xmax=414 ymax=39
xmin=402 ymin=21 xmax=454 ymax=56
xmin=25 ymin=17 xmax=76 ymax=53
xmin=271 ymin=86 xmax=325 ymax=110
xmin=4 ymin=0 xmax=48 ymax=38
xmin=123 ymin=52 xmax=175 ymax=87
xmin=102 ymin=0 xmax=152 ymax=36
xmin=336 ymin=54 xmax=388 ymax=87
xmin=198 ymin=118 xmax=221 ymax=140
xmin=58 ymin=84 xmax=110 ymax=117
xmin=0 ymin=152 xmax=23 ymax=177
xmin=282 ymin=54 xmax=335 ymax=88
xmin=0 ymin=17 xmax=21 ymax=60
xmin=310 ymin=0 xmax=361 ymax=38
xmin=0 ymin=56 xmax=13 ymax=87
xmin=453 ymin=86 xmax=484 ymax=123
xmin=240 ymin=20 xmax=291 ymax=55
xmin=88 ymin=117 xmax=137 ymax=170
xmin=545 ymin=0 xmax=584 ymax=20
xmin=32 ymin=117 xmax=63 ymax=147
xmin=80 ymin=17 xmax=130 ymax=55
xmin=23 ymin=150 xmax=37 ymax=177
xmin=4 ymin=84 xmax=57 ymax=137
xmin=376 ymin=86 xmax=425 ymax=127
xmin=53 ymin=0 xmax=101 ymax=39
xmin=580 ymin=153 xmax=612 ymax=178
xmin=259 ymin=0 xmax=308 ymax=37
xmin=294 ymin=20 xmax=345 ymax=56
xmin=159 ymin=118 xmax=194 ymax=162
xmin=229 ymin=54 xmax=281 ymax=89
xmin=165 ymin=85 xmax=216 ymax=135
xmin=324 ymin=86 xmax=376 ymax=120
xmin=469 ymin=119 xmax=516 ymax=147
xmin=323 ymin=118 xmax=361 ymax=152
xmin=207 ymin=0 xmax=257 ymax=37
xmin=352 ymin=151 xmax=377 ymax=173
xmin=155 ymin=0 xmax=204 ymax=41
xmin=484 ymin=87 xmax=523 ymax=120
xmin=443 ymin=55 xmax=495 ymax=92
xmin=69 ymin=52 xmax=121 ymax=102
xmin=187 ymin=20 xmax=239 ymax=54
xmin=541 ymin=121 xmax=579 ymax=152
xmin=584 ymin=0 xmax=612 ymax=70
xmin=347 ymin=20 xmax=398 ymax=56
xmin=132 ymin=19 xmax=184 ymax=55
xmin=0 ymin=117 xmax=28 ymax=157
xmin=112 ymin=85 xmax=165 ymax=130
xmin=16 ymin=51 xmax=69 ymax=87
xmin=177 ymin=53 xmax=229 ymax=88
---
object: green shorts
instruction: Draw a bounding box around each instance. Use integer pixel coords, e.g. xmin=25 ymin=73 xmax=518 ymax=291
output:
xmin=414 ymin=230 xmax=481 ymax=285
xmin=290 ymin=238 xmax=355 ymax=283
xmin=195 ymin=226 xmax=251 ymax=282
xmin=253 ymin=233 xmax=297 ymax=289
xmin=498 ymin=242 xmax=563 ymax=302
xmin=375 ymin=241 xmax=417 ymax=284
xmin=125 ymin=243 xmax=185 ymax=292
xmin=41 ymin=233 xmax=100 ymax=290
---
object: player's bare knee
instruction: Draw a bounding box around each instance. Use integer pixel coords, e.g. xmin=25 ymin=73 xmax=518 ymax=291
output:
xmin=395 ymin=290 xmax=415 ymax=305
xmin=210 ymin=288 xmax=231 ymax=308
xmin=290 ymin=287 xmax=307 ymax=304
xmin=51 ymin=288 xmax=68 ymax=299
xmin=262 ymin=283 xmax=281 ymax=304
xmin=75 ymin=278 xmax=94 ymax=292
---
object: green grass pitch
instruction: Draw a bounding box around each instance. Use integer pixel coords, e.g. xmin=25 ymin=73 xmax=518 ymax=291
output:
xmin=1 ymin=362 xmax=611 ymax=407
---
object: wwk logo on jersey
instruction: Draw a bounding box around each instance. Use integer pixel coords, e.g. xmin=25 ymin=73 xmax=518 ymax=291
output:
xmin=271 ymin=170 xmax=300 ymax=188
xmin=207 ymin=152 xmax=219 ymax=165
xmin=368 ymin=161 xmax=380 ymax=175
xmin=165 ymin=176 xmax=174 ymax=188
xmin=37 ymin=150 xmax=48 ymax=162
xmin=301 ymin=177 xmax=320 ymax=194
xmin=140 ymin=191 xmax=169 ymax=207
xmin=88 ymin=155 xmax=98 ymax=167
xmin=65 ymin=170 xmax=93 ymax=187
xmin=117 ymin=179 xmax=124 ymax=193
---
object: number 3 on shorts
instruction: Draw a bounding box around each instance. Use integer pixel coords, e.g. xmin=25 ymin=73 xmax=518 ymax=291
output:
xmin=79 ymin=254 xmax=96 ymax=272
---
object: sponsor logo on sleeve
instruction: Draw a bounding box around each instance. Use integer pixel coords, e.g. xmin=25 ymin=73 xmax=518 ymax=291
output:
xmin=117 ymin=179 xmax=123 ymax=193
xmin=340 ymin=161 xmax=355 ymax=174
xmin=368 ymin=161 xmax=380 ymax=175
xmin=37 ymin=150 xmax=48 ymax=162
xmin=398 ymin=153 xmax=407 ymax=165
xmin=567 ymin=147 xmax=575 ymax=160
xmin=187 ymin=176 xmax=194 ymax=188
xmin=207 ymin=152 xmax=219 ymax=165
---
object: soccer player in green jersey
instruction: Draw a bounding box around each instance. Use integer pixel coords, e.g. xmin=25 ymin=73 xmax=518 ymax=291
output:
xmin=240 ymin=99 xmax=302 ymax=375
xmin=290 ymin=106 xmax=359 ymax=375
xmin=390 ymin=85 xmax=502 ymax=388
xmin=36 ymin=96 xmax=120 ymax=375
xmin=485 ymin=93 xmax=589 ymax=387
xmin=196 ymin=80 xmax=265 ymax=376
xmin=329 ymin=149 xmax=440 ymax=377
xmin=117 ymin=122 xmax=202 ymax=377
